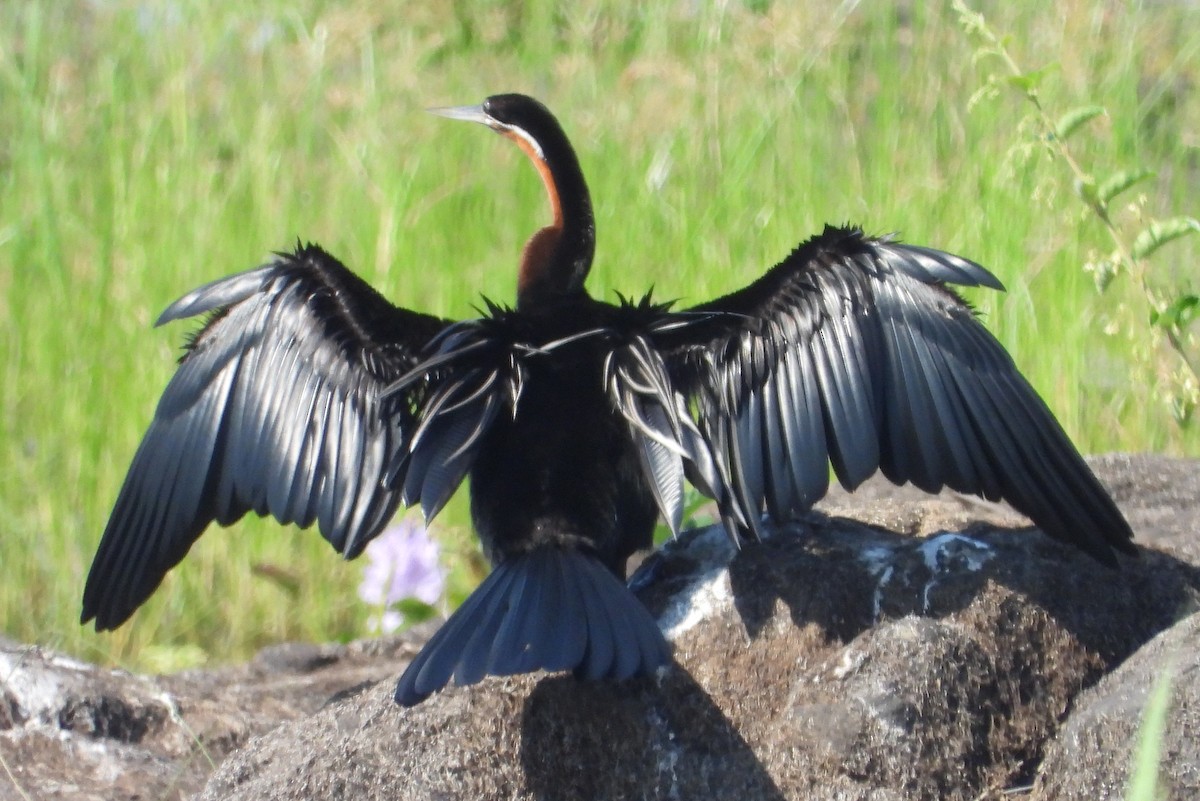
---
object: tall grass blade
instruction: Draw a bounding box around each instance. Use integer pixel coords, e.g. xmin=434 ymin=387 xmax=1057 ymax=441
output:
xmin=1126 ymin=666 xmax=1174 ymax=801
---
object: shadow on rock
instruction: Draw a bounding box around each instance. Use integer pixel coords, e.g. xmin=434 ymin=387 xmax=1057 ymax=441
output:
xmin=625 ymin=454 xmax=1200 ymax=801
xmin=690 ymin=509 xmax=1200 ymax=798
xmin=520 ymin=666 xmax=788 ymax=801
xmin=723 ymin=511 xmax=1200 ymax=673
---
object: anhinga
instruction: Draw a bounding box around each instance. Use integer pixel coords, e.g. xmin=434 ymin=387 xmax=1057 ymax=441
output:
xmin=82 ymin=93 xmax=1136 ymax=707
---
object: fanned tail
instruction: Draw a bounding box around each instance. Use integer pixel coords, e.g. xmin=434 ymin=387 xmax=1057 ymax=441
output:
xmin=394 ymin=546 xmax=671 ymax=707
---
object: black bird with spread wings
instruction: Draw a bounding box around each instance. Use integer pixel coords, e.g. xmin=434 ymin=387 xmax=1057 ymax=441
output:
xmin=82 ymin=93 xmax=1135 ymax=706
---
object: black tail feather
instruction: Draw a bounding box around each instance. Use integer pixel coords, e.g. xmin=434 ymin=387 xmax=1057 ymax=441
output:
xmin=394 ymin=546 xmax=671 ymax=706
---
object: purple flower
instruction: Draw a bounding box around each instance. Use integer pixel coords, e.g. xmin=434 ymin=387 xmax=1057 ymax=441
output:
xmin=359 ymin=518 xmax=444 ymax=633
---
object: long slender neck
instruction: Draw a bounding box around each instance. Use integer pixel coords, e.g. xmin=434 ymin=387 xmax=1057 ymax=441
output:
xmin=514 ymin=134 xmax=594 ymax=310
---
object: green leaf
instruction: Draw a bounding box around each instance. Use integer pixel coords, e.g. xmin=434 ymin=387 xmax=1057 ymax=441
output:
xmin=1131 ymin=217 xmax=1200 ymax=260
xmin=1098 ymin=168 xmax=1154 ymax=205
xmin=1003 ymin=63 xmax=1057 ymax=95
xmin=1054 ymin=105 xmax=1105 ymax=141
xmin=1151 ymin=295 xmax=1199 ymax=330
xmin=1002 ymin=72 xmax=1038 ymax=94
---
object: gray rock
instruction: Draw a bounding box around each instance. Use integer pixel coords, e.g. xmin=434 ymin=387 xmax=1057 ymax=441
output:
xmin=200 ymin=454 xmax=1200 ymax=801
xmin=4 ymin=453 xmax=1198 ymax=801
xmin=0 ymin=632 xmax=430 ymax=800
xmin=1033 ymin=612 xmax=1200 ymax=801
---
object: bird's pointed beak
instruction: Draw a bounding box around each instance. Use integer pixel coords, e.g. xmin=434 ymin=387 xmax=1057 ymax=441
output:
xmin=429 ymin=99 xmax=545 ymax=160
xmin=427 ymin=104 xmax=495 ymax=127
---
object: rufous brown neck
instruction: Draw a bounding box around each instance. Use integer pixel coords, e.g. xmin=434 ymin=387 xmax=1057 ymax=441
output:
xmin=498 ymin=111 xmax=594 ymax=311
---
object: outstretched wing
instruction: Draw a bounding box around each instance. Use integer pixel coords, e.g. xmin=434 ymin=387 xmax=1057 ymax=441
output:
xmin=82 ymin=244 xmax=449 ymax=630
xmin=660 ymin=225 xmax=1136 ymax=565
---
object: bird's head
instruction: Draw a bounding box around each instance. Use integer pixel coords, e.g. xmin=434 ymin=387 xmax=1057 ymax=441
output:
xmin=430 ymin=94 xmax=595 ymax=309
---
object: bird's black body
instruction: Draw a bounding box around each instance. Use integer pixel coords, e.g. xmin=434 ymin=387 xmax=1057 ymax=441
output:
xmin=467 ymin=301 xmax=659 ymax=571
xmin=82 ymin=93 xmax=1136 ymax=707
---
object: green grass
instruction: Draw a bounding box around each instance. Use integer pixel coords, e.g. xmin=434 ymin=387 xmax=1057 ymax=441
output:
xmin=1126 ymin=663 xmax=1174 ymax=801
xmin=1 ymin=1 xmax=1196 ymax=672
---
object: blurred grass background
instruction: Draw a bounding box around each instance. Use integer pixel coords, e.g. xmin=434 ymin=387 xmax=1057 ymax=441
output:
xmin=0 ymin=0 xmax=1196 ymax=672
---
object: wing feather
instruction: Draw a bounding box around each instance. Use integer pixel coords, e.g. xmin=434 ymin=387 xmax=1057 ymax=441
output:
xmin=82 ymin=244 xmax=448 ymax=630
xmin=660 ymin=225 xmax=1135 ymax=563
xmin=788 ymin=348 xmax=831 ymax=507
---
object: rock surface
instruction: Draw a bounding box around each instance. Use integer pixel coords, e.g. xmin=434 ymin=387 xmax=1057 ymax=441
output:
xmin=2 ymin=453 xmax=1198 ymax=801
xmin=0 ymin=635 xmax=431 ymax=801
xmin=1033 ymin=611 xmax=1200 ymax=801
